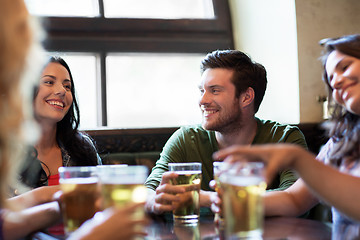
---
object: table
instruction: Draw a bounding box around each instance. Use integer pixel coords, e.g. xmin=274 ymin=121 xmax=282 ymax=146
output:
xmin=145 ymin=215 xmax=332 ymax=240
xmin=32 ymin=216 xmax=332 ymax=240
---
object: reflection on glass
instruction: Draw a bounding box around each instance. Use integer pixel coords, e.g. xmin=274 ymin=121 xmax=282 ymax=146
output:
xmin=106 ymin=53 xmax=203 ymax=128
xmin=25 ymin=0 xmax=99 ymax=17
xmin=103 ymin=0 xmax=214 ymax=19
xmin=174 ymin=224 xmax=200 ymax=240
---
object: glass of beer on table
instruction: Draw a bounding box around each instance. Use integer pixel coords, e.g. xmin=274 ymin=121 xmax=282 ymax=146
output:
xmin=168 ymin=162 xmax=202 ymax=225
xmin=97 ymin=165 xmax=148 ymax=217
xmin=213 ymin=161 xmax=229 ymax=226
xmin=58 ymin=166 xmax=98 ymax=235
xmin=219 ymin=162 xmax=266 ymax=239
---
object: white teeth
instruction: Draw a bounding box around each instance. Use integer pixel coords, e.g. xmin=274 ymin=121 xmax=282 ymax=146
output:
xmin=48 ymin=101 xmax=64 ymax=108
xmin=200 ymin=106 xmax=217 ymax=115
xmin=204 ymin=110 xmax=216 ymax=114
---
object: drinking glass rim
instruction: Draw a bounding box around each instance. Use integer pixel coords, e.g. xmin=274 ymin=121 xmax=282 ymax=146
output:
xmin=168 ymin=162 xmax=202 ymax=167
xmin=97 ymin=165 xmax=148 ymax=184
xmin=96 ymin=165 xmax=147 ymax=173
xmin=96 ymin=164 xmax=128 ymax=168
xmin=214 ymin=161 xmax=264 ymax=168
xmin=213 ymin=161 xmax=226 ymax=167
xmin=58 ymin=166 xmax=97 ymax=173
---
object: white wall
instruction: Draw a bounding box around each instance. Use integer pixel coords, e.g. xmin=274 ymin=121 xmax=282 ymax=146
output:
xmin=229 ymin=0 xmax=360 ymax=123
xmin=229 ymin=0 xmax=299 ymax=124
xmin=296 ymin=0 xmax=360 ymax=122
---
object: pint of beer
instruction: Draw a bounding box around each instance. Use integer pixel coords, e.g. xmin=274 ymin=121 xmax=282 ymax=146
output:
xmin=59 ymin=166 xmax=98 ymax=234
xmin=213 ymin=161 xmax=228 ymax=225
xmin=219 ymin=162 xmax=266 ymax=239
xmin=97 ymin=165 xmax=148 ymax=211
xmin=168 ymin=162 xmax=202 ymax=224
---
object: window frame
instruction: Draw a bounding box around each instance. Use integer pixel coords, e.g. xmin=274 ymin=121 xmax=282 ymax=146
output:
xmin=40 ymin=0 xmax=234 ymax=128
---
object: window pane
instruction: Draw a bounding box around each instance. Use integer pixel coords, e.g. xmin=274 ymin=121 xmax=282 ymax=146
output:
xmin=50 ymin=54 xmax=98 ymax=129
xmin=25 ymin=0 xmax=99 ymax=17
xmin=106 ymin=53 xmax=203 ymax=128
xmin=104 ymin=0 xmax=214 ymax=19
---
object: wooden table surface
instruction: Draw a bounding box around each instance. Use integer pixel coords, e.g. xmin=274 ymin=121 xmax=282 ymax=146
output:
xmin=31 ymin=215 xmax=333 ymax=240
xmin=144 ymin=215 xmax=332 ymax=240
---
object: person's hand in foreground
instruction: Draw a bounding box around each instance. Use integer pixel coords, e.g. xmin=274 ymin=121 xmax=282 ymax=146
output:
xmin=3 ymin=201 xmax=61 ymax=240
xmin=68 ymin=202 xmax=149 ymax=240
xmin=213 ymin=143 xmax=313 ymax=184
xmin=208 ymin=180 xmax=223 ymax=225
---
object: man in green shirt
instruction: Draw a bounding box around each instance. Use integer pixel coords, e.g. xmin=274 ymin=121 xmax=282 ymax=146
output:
xmin=144 ymin=50 xmax=307 ymax=215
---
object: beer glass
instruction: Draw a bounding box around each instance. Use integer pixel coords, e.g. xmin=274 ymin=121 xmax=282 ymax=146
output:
xmin=58 ymin=166 xmax=98 ymax=234
xmin=97 ymin=165 xmax=148 ymax=211
xmin=168 ymin=162 xmax=202 ymax=224
xmin=213 ymin=161 xmax=228 ymax=225
xmin=219 ymin=162 xmax=266 ymax=239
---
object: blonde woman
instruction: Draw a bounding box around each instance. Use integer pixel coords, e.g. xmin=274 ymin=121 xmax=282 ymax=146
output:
xmin=0 ymin=0 xmax=148 ymax=239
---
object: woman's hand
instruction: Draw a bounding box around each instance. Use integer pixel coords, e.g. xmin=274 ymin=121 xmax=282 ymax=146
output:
xmin=213 ymin=144 xmax=308 ymax=184
xmin=208 ymin=180 xmax=223 ymax=225
xmin=68 ymin=203 xmax=149 ymax=240
xmin=7 ymin=185 xmax=60 ymax=210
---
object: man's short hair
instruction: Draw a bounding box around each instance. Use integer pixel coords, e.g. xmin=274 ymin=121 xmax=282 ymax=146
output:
xmin=200 ymin=50 xmax=267 ymax=113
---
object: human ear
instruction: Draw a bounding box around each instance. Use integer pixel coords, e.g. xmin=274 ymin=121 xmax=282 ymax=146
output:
xmin=240 ymin=87 xmax=255 ymax=108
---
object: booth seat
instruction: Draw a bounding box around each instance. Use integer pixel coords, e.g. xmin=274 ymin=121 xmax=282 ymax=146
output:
xmin=87 ymin=122 xmax=328 ymax=171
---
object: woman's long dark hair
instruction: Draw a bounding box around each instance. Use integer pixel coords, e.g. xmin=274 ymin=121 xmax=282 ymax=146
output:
xmin=320 ymin=34 xmax=360 ymax=166
xmin=45 ymin=57 xmax=99 ymax=166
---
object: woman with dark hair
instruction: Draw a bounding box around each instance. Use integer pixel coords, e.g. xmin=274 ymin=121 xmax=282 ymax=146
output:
xmin=21 ymin=56 xmax=102 ymax=188
xmin=212 ymin=34 xmax=360 ymax=237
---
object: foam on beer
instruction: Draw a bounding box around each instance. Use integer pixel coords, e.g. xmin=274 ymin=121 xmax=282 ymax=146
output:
xmin=99 ymin=177 xmax=145 ymax=185
xmin=172 ymin=170 xmax=201 ymax=174
xmin=59 ymin=177 xmax=98 ymax=184
xmin=219 ymin=175 xmax=264 ymax=186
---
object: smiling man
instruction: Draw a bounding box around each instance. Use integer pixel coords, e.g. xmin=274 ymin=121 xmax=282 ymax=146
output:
xmin=144 ymin=50 xmax=307 ymax=215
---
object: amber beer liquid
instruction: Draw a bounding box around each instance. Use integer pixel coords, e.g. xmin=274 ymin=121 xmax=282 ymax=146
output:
xmin=213 ymin=173 xmax=225 ymax=224
xmin=60 ymin=177 xmax=98 ymax=233
xmin=101 ymin=182 xmax=147 ymax=209
xmin=97 ymin=165 xmax=148 ymax=221
xmin=213 ymin=161 xmax=226 ymax=223
xmin=220 ymin=175 xmax=266 ymax=239
xmin=170 ymin=170 xmax=201 ymax=224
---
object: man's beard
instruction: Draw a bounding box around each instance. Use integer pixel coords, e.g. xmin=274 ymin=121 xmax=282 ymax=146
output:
xmin=202 ymin=101 xmax=243 ymax=134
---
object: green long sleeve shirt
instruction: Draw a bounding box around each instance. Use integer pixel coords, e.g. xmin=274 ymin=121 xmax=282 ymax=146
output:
xmin=145 ymin=118 xmax=307 ymax=193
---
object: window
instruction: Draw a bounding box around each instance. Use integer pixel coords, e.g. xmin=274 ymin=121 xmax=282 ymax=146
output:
xmin=56 ymin=54 xmax=98 ymax=129
xmin=103 ymin=0 xmax=214 ymax=19
xmin=25 ymin=0 xmax=99 ymax=17
xmin=106 ymin=53 xmax=203 ymax=128
xmin=26 ymin=0 xmax=234 ymax=129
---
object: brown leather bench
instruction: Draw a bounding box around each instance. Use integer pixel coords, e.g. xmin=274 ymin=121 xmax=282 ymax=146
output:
xmin=87 ymin=122 xmax=328 ymax=170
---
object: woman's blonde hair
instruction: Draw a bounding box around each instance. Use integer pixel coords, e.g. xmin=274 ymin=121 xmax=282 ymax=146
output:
xmin=0 ymin=0 xmax=33 ymax=206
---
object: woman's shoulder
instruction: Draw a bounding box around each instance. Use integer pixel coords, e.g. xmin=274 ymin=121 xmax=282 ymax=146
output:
xmin=74 ymin=132 xmax=96 ymax=145
xmin=316 ymin=138 xmax=334 ymax=164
